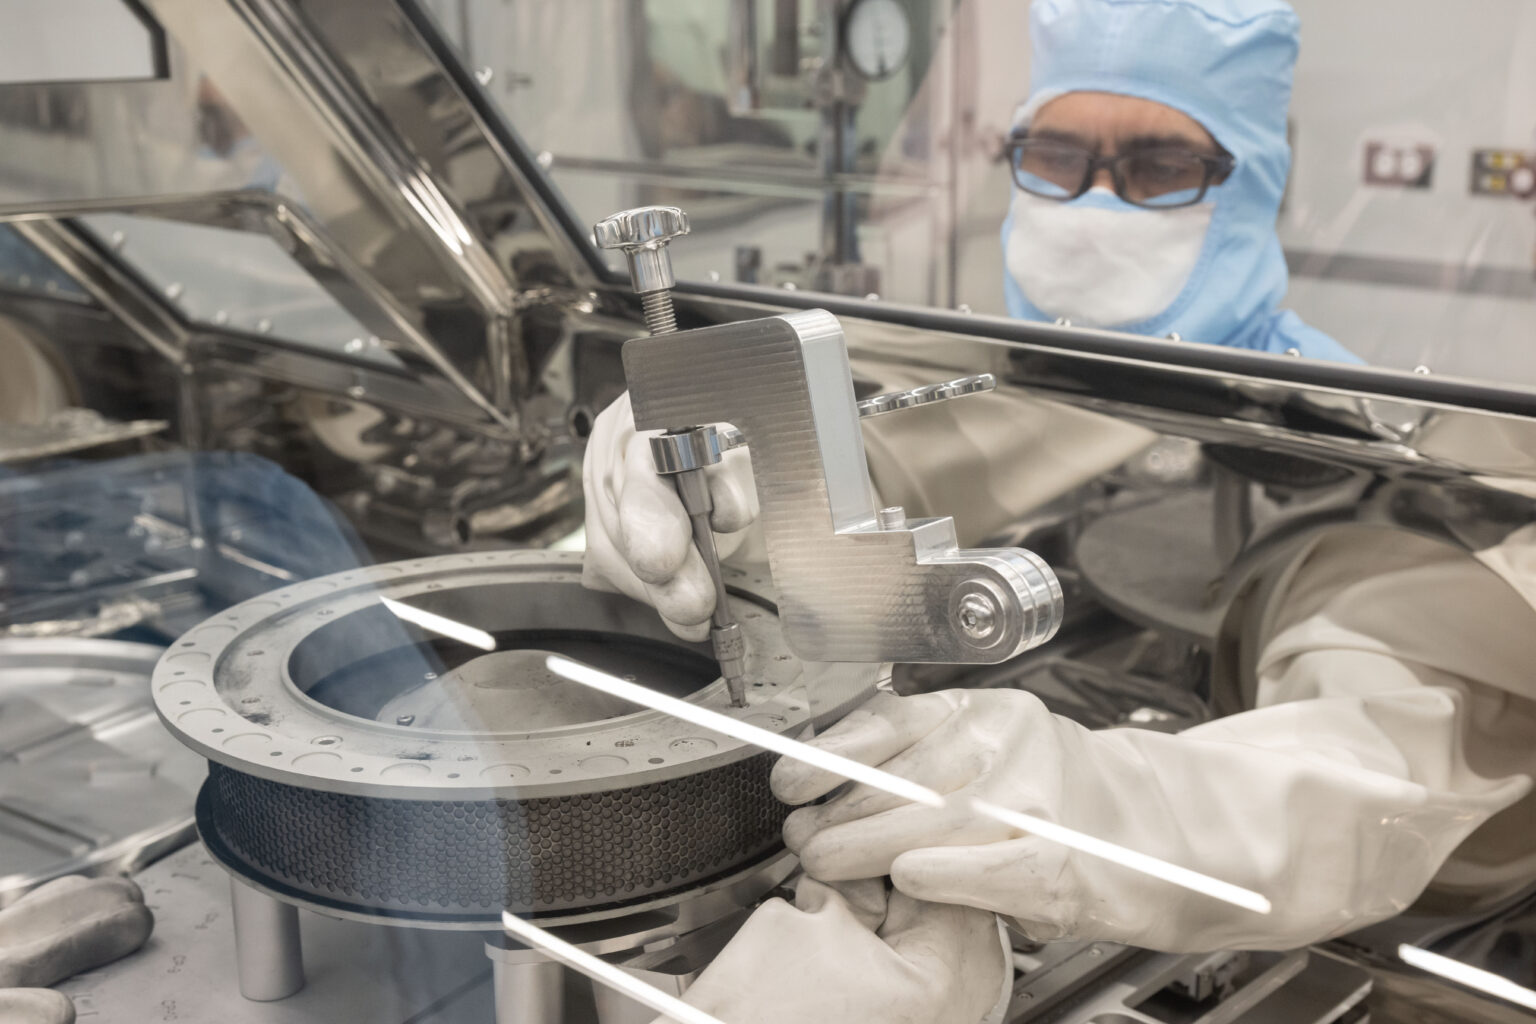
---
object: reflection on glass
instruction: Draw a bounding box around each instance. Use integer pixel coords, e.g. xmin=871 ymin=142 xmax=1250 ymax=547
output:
xmin=435 ymin=0 xmax=1536 ymax=382
xmin=0 ymin=224 xmax=90 ymax=301
xmin=1398 ymin=944 xmax=1536 ymax=1012
xmin=76 ymin=213 xmax=401 ymax=366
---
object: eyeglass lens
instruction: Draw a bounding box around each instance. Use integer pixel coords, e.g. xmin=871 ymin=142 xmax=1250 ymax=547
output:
xmin=1012 ymin=140 xmax=1218 ymax=208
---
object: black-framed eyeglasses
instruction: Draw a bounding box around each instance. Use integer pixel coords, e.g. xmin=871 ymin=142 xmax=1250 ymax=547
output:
xmin=1005 ymin=137 xmax=1235 ymax=209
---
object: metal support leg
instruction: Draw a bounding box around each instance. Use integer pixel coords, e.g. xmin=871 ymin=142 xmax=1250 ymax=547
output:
xmin=593 ymin=964 xmax=696 ymax=1024
xmin=229 ymin=879 xmax=305 ymax=1001
xmin=486 ymin=943 xmax=564 ymax=1024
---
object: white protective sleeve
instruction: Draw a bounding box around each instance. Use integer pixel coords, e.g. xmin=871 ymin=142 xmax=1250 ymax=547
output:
xmin=774 ymin=524 xmax=1536 ymax=952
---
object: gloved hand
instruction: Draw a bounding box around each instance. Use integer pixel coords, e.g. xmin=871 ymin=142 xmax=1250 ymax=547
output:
xmin=649 ymin=876 xmax=1008 ymax=1024
xmin=582 ymin=392 xmax=759 ymax=641
xmin=0 ymin=875 xmax=155 ymax=1024
xmin=771 ymin=686 xmax=1529 ymax=953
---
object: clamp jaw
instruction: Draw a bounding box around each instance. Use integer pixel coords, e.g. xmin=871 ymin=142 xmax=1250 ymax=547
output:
xmin=597 ymin=206 xmax=1064 ymax=671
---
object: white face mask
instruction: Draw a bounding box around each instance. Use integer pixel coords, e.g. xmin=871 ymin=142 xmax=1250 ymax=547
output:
xmin=1005 ymin=188 xmax=1214 ymax=328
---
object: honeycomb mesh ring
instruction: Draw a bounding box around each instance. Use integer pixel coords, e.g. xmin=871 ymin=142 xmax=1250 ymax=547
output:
xmin=202 ymin=753 xmax=789 ymax=917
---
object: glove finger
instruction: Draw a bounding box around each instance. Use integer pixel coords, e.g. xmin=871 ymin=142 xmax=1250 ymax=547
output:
xmin=770 ymin=691 xmax=957 ymax=805
xmin=782 ymin=736 xmax=984 ymax=854
xmin=705 ymin=447 xmax=758 ymax=534
xmin=583 ymin=395 xmax=635 ymax=547
xmin=798 ymin=797 xmax=1004 ymax=882
xmin=0 ymin=899 xmax=154 ymax=988
xmin=659 ymin=614 xmax=710 ymax=644
xmin=879 ymin=892 xmax=1008 ymax=1022
xmin=581 ymin=506 xmax=657 ymax=607
xmin=792 ymin=875 xmax=888 ymax=932
xmin=617 ymin=433 xmax=693 ymax=585
xmin=0 ymin=989 xmax=76 ymax=1024
xmin=0 ymin=877 xmax=144 ymax=945
xmin=890 ymin=838 xmax=1080 ymax=939
xmin=645 ymin=545 xmax=717 ymax=629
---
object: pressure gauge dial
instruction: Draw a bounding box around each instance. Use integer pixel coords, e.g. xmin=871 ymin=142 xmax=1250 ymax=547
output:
xmin=843 ymin=0 xmax=912 ymax=81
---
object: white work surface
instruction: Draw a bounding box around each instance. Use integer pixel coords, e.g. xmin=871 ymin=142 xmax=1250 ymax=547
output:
xmin=58 ymin=844 xmax=499 ymax=1024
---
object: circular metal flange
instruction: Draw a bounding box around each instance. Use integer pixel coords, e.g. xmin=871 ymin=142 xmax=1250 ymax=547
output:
xmin=153 ymin=551 xmax=876 ymax=801
xmin=155 ymin=551 xmax=878 ymax=920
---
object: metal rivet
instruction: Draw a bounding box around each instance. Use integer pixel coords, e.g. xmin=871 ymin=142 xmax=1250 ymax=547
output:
xmin=396 ymin=714 xmax=415 ymax=726
xmin=782 ymin=282 xmax=798 ymax=291
xmin=708 ymin=270 xmax=721 ymax=282
xmin=1054 ymin=317 xmax=1072 ymax=327
xmin=165 ymin=282 xmax=184 ymax=300
xmin=474 ymin=66 xmax=494 ymax=86
xmin=877 ymin=506 xmax=906 ymax=530
xmin=256 ymin=318 xmax=273 ymax=334
xmin=864 ymin=292 xmax=880 ymax=301
xmin=536 ymin=151 xmax=554 ymax=170
xmin=1166 ymin=331 xmax=1182 ymax=341
xmin=1284 ymin=347 xmax=1301 ymax=357
xmin=1413 ymin=364 xmax=1431 ymax=375
xmin=957 ymin=303 xmax=972 ymax=314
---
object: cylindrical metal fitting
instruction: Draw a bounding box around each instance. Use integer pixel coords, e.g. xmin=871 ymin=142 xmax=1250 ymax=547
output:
xmin=877 ymin=506 xmax=907 ymax=530
xmin=651 ymin=428 xmax=724 ymax=475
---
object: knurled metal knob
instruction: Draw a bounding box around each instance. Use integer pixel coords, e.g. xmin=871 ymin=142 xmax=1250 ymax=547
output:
xmin=593 ymin=206 xmax=690 ymax=295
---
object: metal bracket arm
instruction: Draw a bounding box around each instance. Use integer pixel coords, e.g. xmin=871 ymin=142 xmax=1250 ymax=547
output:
xmin=624 ymin=309 xmax=1062 ymax=664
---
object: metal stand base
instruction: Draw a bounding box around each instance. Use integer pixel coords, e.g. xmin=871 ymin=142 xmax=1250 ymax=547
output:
xmin=229 ymin=878 xmax=305 ymax=1001
xmin=485 ymin=945 xmax=565 ymax=1024
xmin=483 ymin=941 xmax=697 ymax=1024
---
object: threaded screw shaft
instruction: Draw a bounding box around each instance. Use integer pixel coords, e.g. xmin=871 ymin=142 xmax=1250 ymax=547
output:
xmin=640 ymin=290 xmax=678 ymax=336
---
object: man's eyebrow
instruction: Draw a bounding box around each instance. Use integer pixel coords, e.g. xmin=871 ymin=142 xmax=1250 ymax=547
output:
xmin=1019 ymin=127 xmax=1095 ymax=148
xmin=1119 ymin=132 xmax=1218 ymax=153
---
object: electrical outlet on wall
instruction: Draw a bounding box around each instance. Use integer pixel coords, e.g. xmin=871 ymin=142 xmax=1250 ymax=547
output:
xmin=1470 ymin=149 xmax=1536 ymax=199
xmin=1362 ymin=141 xmax=1435 ymax=188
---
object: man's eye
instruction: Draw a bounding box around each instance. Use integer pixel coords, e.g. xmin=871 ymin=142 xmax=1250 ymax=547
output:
xmin=1020 ymin=148 xmax=1084 ymax=175
xmin=1129 ymin=154 xmax=1203 ymax=190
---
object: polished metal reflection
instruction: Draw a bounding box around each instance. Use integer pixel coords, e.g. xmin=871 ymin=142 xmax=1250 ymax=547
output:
xmin=626 ymin=309 xmax=1063 ymax=663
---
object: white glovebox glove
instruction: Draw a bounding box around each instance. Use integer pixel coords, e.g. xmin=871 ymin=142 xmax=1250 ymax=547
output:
xmin=770 ymin=681 xmax=1530 ymax=953
xmin=582 ymin=392 xmax=760 ymax=641
xmin=770 ymin=525 xmax=1536 ymax=953
xmin=649 ymin=876 xmax=1009 ymax=1024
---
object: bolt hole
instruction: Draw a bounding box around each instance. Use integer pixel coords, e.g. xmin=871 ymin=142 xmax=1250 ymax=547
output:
xmin=181 ymin=642 xmax=193 ymax=647
xmin=179 ymin=700 xmax=191 ymax=706
xmin=648 ymin=757 xmax=664 ymax=764
xmin=174 ymin=671 xmax=185 ymax=676
xmin=351 ymin=766 xmax=364 ymax=772
xmin=212 ymin=728 xmax=224 ymax=734
xmin=270 ymin=751 xmax=282 ymax=757
xmin=549 ymin=769 xmax=562 ymax=775
xmin=447 ymin=772 xmax=460 ymax=779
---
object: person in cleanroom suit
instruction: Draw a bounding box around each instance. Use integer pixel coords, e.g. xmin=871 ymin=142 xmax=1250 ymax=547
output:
xmin=578 ymin=2 xmax=1534 ymax=1021
xmin=997 ymin=0 xmax=1359 ymax=362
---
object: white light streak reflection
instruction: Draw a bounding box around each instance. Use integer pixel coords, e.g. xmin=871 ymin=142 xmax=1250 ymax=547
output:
xmin=378 ymin=599 xmax=1270 ymax=918
xmin=967 ymin=799 xmax=1271 ymax=914
xmin=380 ymin=597 xmax=495 ymax=651
xmin=1398 ymin=944 xmax=1536 ymax=1011
xmin=544 ymin=655 xmax=943 ymax=809
xmin=544 ymin=655 xmax=1269 ymax=915
xmin=501 ymin=911 xmax=725 ymax=1024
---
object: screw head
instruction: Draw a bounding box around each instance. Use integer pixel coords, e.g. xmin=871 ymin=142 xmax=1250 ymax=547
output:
xmin=592 ymin=206 xmax=690 ymax=252
xmin=957 ymin=593 xmax=998 ymax=640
